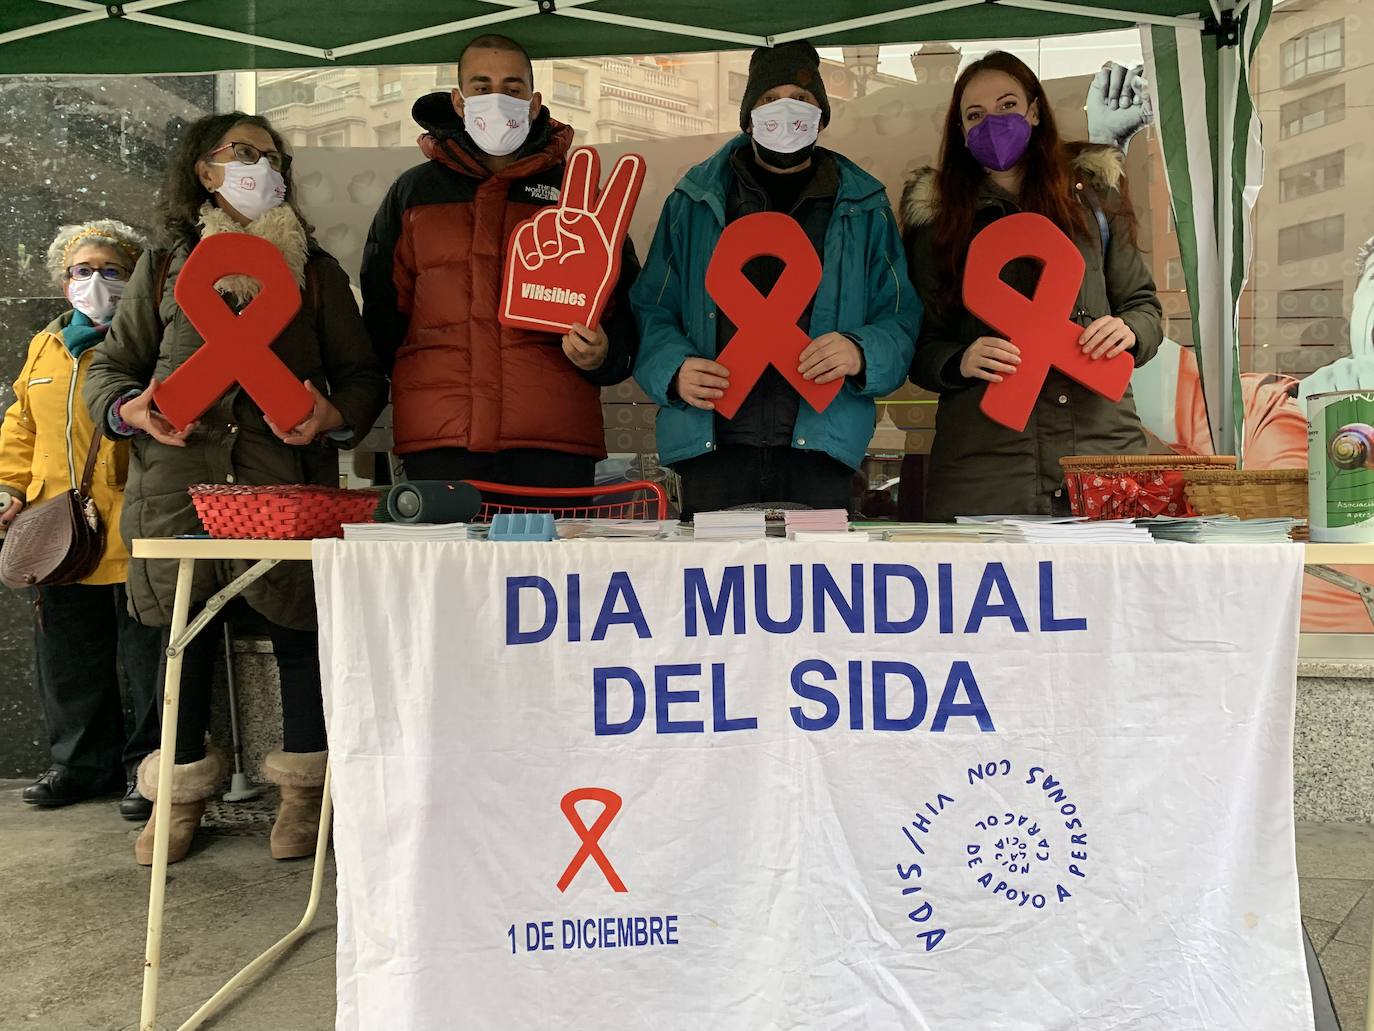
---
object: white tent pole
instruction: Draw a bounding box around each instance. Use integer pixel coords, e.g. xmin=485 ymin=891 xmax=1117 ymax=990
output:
xmin=771 ymin=0 xmax=984 ymax=44
xmin=554 ymin=8 xmax=769 ymax=47
xmin=995 ymin=0 xmax=1202 ymax=29
xmin=1217 ymin=7 xmax=1239 ymax=457
xmin=123 ymin=13 xmax=331 ymax=59
xmin=1 ymin=0 xmax=186 ymax=48
xmin=330 ymin=0 xmax=608 ymax=60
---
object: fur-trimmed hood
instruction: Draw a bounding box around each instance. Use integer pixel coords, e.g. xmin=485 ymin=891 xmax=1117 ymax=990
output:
xmin=900 ymin=145 xmax=1125 ymax=229
xmin=197 ymin=202 xmax=309 ymax=300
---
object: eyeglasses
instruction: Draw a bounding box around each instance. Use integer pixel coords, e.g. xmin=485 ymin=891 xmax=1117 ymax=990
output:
xmin=67 ymin=264 xmax=131 ymax=282
xmin=205 ymin=141 xmax=291 ymax=173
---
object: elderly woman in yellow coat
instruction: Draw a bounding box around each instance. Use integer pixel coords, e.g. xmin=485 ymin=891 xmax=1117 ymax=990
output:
xmin=0 ymin=220 xmax=161 ymax=819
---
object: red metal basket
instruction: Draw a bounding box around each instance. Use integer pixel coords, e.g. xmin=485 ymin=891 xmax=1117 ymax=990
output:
xmin=462 ymin=480 xmax=668 ymax=523
xmin=188 ymin=484 xmax=382 ymax=540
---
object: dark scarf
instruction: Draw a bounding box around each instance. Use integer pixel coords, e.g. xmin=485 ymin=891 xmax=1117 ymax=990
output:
xmin=61 ymin=310 xmax=107 ymax=359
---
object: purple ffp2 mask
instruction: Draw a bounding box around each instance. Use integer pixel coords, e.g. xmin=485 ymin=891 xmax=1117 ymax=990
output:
xmin=966 ymin=112 xmax=1033 ymax=172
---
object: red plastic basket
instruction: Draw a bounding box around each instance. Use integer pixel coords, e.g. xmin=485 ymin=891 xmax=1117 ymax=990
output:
xmin=462 ymin=480 xmax=668 ymax=523
xmin=188 ymin=484 xmax=382 ymax=540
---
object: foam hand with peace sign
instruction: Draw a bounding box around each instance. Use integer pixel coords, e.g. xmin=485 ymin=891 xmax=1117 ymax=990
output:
xmin=499 ymin=147 xmax=645 ymax=334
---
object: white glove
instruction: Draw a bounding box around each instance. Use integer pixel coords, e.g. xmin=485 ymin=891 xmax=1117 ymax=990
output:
xmin=1086 ymin=62 xmax=1153 ymax=151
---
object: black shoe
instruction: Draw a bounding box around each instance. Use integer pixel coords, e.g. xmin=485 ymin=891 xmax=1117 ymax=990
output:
xmin=21 ymin=768 xmax=120 ymax=808
xmin=119 ymin=782 xmax=153 ymax=822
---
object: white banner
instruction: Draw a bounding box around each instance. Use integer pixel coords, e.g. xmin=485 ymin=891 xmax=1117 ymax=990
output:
xmin=314 ymin=541 xmax=1311 ymax=1031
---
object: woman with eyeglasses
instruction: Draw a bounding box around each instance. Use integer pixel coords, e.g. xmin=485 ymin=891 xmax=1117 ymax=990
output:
xmin=84 ymin=112 xmax=387 ymax=867
xmin=0 ymin=220 xmax=162 ymax=821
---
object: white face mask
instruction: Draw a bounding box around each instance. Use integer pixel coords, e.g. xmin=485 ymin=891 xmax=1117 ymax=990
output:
xmin=750 ymin=98 xmax=823 ymax=155
xmin=461 ymin=90 xmax=533 ymax=157
xmin=67 ymin=275 xmax=124 ymax=324
xmin=212 ymin=157 xmax=287 ymax=222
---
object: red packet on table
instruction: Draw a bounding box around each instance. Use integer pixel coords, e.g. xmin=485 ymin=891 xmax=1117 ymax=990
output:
xmin=154 ymin=233 xmax=313 ymax=433
xmin=499 ymin=148 xmax=645 ymax=334
xmin=704 ymin=211 xmax=840 ymax=419
xmin=962 ymin=212 xmax=1132 ymax=433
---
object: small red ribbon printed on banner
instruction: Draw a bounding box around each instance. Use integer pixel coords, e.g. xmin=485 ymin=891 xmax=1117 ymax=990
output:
xmin=962 ymin=212 xmax=1132 ymax=433
xmin=153 ymin=233 xmax=314 ymax=433
xmin=556 ymin=787 xmax=627 ymax=893
xmin=500 ymin=148 xmax=645 ymax=334
xmin=705 ymin=211 xmax=842 ymax=419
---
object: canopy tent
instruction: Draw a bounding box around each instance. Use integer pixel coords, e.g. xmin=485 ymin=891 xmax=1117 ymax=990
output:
xmin=1 ymin=0 xmax=1273 ymax=455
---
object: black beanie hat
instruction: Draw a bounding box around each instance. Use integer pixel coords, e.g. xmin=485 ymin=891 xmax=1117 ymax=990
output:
xmin=738 ymin=40 xmax=831 ymax=133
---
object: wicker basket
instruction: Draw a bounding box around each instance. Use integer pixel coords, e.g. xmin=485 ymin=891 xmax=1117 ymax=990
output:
xmin=189 ymin=484 xmax=382 ymax=540
xmin=1060 ymin=454 xmax=1238 ymax=520
xmin=1181 ymin=468 xmax=1309 ymax=521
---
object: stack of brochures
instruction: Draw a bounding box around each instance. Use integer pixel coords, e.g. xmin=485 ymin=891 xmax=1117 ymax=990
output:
xmin=1140 ymin=516 xmax=1300 ymax=543
xmin=555 ymin=519 xmax=674 ymax=540
xmin=342 ymin=523 xmax=472 ymax=542
xmin=784 ymin=509 xmax=851 ymax=541
xmin=954 ymin=516 xmax=1155 ymax=543
xmin=693 ymin=510 xmax=767 ymax=541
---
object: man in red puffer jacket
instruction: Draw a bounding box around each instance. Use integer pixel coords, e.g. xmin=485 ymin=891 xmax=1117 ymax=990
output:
xmin=362 ymin=33 xmax=639 ymax=487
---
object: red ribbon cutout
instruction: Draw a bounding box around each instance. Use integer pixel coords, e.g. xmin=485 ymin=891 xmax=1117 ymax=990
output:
xmin=705 ymin=211 xmax=841 ymax=419
xmin=154 ymin=234 xmax=314 ymax=433
xmin=556 ymin=787 xmax=627 ymax=893
xmin=962 ymin=212 xmax=1133 ymax=433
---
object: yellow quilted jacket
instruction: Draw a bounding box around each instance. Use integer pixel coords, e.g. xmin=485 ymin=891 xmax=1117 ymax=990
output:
xmin=0 ymin=313 xmax=131 ymax=585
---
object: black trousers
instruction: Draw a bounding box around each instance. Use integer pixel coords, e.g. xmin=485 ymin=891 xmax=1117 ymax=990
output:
xmin=32 ymin=582 xmax=161 ymax=785
xmin=158 ymin=612 xmax=326 ymax=765
xmin=402 ymin=447 xmax=598 ymax=511
xmin=675 ymin=445 xmax=855 ymax=518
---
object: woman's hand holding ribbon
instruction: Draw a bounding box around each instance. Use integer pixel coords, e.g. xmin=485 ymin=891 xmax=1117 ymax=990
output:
xmin=799 ymin=332 xmax=863 ymax=385
xmin=1078 ymin=316 xmax=1135 ymax=360
xmin=673 ymin=358 xmax=732 ymax=411
xmin=960 ymin=337 xmax=1021 ymax=384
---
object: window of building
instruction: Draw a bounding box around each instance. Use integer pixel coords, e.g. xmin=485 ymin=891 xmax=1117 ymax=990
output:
xmin=1278 ymin=282 xmax=1343 ymax=319
xmin=375 ymin=123 xmax=401 ymax=148
xmin=1280 ymin=22 xmax=1343 ymax=87
xmin=1279 ymin=150 xmax=1345 ymax=202
xmin=727 ymin=71 xmax=748 ymax=103
xmin=553 ymin=75 xmax=584 ymax=106
xmin=1278 ymin=215 xmax=1344 ymax=263
xmin=378 ymin=78 xmax=403 ymax=100
xmin=1279 ymin=84 xmax=1344 ymax=139
xmin=316 ymin=130 xmax=346 ymax=147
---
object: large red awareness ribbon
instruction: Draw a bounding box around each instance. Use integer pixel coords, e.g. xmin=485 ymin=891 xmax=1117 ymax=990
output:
xmin=556 ymin=787 xmax=627 ymax=893
xmin=962 ymin=212 xmax=1132 ymax=432
xmin=705 ymin=211 xmax=841 ymax=419
xmin=154 ymin=234 xmax=314 ymax=433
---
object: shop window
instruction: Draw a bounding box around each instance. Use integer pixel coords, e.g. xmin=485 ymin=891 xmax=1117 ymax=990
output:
xmin=1280 ymin=22 xmax=1343 ymax=87
xmin=1279 ymin=150 xmax=1344 ymax=201
xmin=1278 ymin=214 xmax=1343 ymax=263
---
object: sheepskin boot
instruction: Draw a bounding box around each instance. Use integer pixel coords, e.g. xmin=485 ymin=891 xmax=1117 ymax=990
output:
xmin=134 ymin=745 xmax=226 ymax=866
xmin=262 ymin=750 xmax=328 ymax=860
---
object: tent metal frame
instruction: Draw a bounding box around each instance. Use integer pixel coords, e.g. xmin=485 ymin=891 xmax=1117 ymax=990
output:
xmin=9 ymin=0 xmax=1204 ymax=61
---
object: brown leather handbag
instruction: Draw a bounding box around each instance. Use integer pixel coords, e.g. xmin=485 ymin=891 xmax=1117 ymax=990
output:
xmin=0 ymin=424 xmax=107 ymax=589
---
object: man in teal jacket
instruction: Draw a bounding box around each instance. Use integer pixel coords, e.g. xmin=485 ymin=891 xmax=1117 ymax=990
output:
xmin=631 ymin=41 xmax=920 ymax=516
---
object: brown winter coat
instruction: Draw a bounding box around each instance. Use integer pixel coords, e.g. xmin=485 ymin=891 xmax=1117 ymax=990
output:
xmin=83 ymin=239 xmax=387 ymax=630
xmin=902 ymin=147 xmax=1163 ymax=521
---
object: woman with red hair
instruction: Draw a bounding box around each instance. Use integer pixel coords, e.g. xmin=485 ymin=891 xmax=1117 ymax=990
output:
xmin=902 ymin=51 xmax=1163 ymax=520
